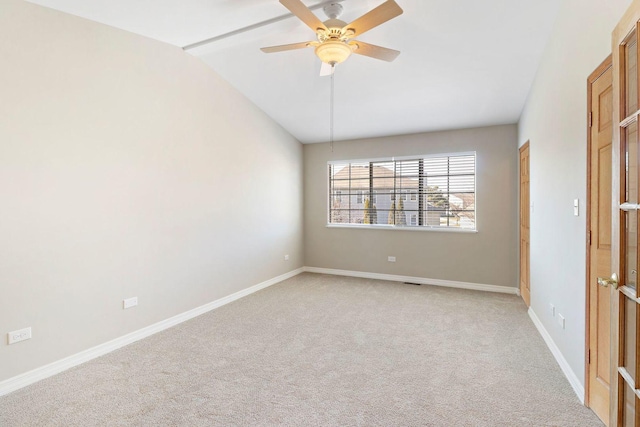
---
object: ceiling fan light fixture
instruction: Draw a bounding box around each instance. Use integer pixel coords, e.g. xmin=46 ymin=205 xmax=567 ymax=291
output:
xmin=315 ymin=40 xmax=352 ymax=65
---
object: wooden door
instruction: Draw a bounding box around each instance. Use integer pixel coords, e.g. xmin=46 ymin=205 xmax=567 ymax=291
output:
xmin=611 ymin=4 xmax=640 ymax=425
xmin=587 ymin=57 xmax=613 ymax=426
xmin=520 ymin=142 xmax=530 ymax=306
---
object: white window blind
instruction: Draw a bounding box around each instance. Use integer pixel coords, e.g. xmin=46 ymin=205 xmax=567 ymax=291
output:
xmin=328 ymin=153 xmax=476 ymax=230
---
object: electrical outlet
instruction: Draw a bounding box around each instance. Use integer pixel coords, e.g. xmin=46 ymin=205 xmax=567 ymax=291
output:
xmin=284 ymin=254 xmax=289 ymax=261
xmin=550 ymin=303 xmax=555 ymax=317
xmin=388 ymin=256 xmax=396 ymax=262
xmin=8 ymin=327 xmax=32 ymax=345
xmin=558 ymin=314 xmax=566 ymax=329
xmin=123 ymin=297 xmax=138 ymax=309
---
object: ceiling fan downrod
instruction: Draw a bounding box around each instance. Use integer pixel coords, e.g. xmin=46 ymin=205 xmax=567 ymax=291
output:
xmin=322 ymin=2 xmax=343 ymax=19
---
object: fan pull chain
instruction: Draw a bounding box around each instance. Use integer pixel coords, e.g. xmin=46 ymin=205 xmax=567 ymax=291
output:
xmin=330 ymin=64 xmax=335 ymax=152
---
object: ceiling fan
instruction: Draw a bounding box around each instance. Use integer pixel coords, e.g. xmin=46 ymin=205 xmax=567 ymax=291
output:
xmin=261 ymin=0 xmax=403 ymax=75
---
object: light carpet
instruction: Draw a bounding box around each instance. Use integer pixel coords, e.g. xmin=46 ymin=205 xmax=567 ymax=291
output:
xmin=0 ymin=273 xmax=603 ymax=426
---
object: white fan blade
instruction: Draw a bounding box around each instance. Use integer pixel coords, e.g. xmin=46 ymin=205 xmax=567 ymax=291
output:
xmin=350 ymin=41 xmax=400 ymax=62
xmin=343 ymin=0 xmax=403 ymax=37
xmin=280 ymin=0 xmax=328 ymax=32
xmin=261 ymin=41 xmax=314 ymax=53
xmin=320 ymin=62 xmax=335 ymax=77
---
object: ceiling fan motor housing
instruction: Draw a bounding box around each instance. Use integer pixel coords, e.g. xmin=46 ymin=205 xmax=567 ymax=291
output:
xmin=318 ymin=19 xmax=348 ymax=42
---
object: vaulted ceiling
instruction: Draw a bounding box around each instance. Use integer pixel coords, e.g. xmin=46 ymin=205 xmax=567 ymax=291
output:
xmin=26 ymin=0 xmax=561 ymax=143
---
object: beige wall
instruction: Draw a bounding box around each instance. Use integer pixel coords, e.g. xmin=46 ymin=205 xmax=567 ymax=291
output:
xmin=304 ymin=125 xmax=518 ymax=288
xmin=0 ymin=0 xmax=303 ymax=382
xmin=518 ymin=0 xmax=631 ymax=389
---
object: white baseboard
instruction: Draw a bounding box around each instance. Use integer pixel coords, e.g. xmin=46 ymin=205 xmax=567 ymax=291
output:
xmin=0 ymin=267 xmax=304 ymax=397
xmin=528 ymin=307 xmax=585 ymax=403
xmin=303 ymin=266 xmax=518 ymax=295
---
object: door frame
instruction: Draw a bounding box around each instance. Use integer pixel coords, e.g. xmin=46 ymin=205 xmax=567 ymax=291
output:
xmin=519 ymin=140 xmax=530 ymax=306
xmin=585 ymin=53 xmax=614 ymax=409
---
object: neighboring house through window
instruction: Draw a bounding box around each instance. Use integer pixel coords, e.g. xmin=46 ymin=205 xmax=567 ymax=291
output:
xmin=328 ymin=153 xmax=476 ymax=230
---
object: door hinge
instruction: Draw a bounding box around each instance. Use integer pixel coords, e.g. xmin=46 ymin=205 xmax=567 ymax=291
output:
xmin=588 ymin=349 xmax=591 ymax=364
xmin=588 ymin=230 xmax=591 ymax=245
xmin=589 ymin=111 xmax=593 ymax=128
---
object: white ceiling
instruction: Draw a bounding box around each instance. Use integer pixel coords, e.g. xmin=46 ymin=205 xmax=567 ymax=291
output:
xmin=26 ymin=0 xmax=561 ymax=143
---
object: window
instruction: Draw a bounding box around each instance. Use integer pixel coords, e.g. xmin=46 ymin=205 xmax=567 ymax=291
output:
xmin=328 ymin=153 xmax=476 ymax=230
xmin=358 ymin=190 xmax=378 ymax=203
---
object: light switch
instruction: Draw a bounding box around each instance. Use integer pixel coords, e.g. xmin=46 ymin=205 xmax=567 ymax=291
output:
xmin=573 ymin=199 xmax=579 ymax=216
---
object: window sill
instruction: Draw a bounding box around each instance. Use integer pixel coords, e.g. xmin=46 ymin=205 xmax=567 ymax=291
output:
xmin=325 ymin=224 xmax=478 ymax=233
